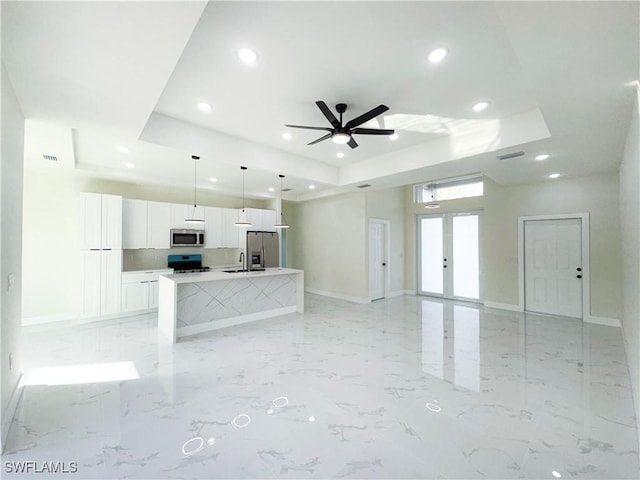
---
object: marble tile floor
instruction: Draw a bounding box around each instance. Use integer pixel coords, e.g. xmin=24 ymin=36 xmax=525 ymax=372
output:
xmin=2 ymin=294 xmax=638 ymax=479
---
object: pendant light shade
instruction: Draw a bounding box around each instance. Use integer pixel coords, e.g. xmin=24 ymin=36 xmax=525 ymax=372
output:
xmin=185 ymin=155 xmax=206 ymax=224
xmin=235 ymin=166 xmax=253 ymax=227
xmin=274 ymin=174 xmax=289 ymax=229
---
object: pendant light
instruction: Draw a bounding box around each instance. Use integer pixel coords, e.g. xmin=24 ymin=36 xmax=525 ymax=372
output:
xmin=185 ymin=155 xmax=206 ymax=224
xmin=424 ymin=184 xmax=440 ymax=209
xmin=274 ymin=174 xmax=289 ymax=229
xmin=234 ymin=166 xmax=252 ymax=227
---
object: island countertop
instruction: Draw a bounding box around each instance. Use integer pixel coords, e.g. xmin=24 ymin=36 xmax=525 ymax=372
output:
xmin=158 ymin=267 xmax=304 ymax=342
xmin=161 ymin=267 xmax=303 ymax=284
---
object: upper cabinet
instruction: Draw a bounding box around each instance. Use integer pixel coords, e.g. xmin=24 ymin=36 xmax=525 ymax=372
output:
xmin=122 ymin=199 xmax=171 ymax=249
xmin=222 ymin=208 xmax=241 ymax=248
xmin=204 ymin=207 xmax=223 ymax=248
xmin=147 ymin=201 xmax=171 ymax=249
xmin=80 ymin=193 xmax=122 ymax=250
xmin=171 ymin=203 xmax=205 ymax=229
xmin=244 ymin=208 xmax=277 ymax=232
xmin=123 ymin=199 xmax=147 ymax=249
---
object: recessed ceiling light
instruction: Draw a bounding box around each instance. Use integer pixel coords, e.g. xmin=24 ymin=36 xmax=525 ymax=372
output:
xmin=268 ymin=187 xmax=275 ymax=192
xmin=552 ymin=471 xmax=562 ymax=478
xmin=472 ymin=101 xmax=490 ymax=112
xmin=549 ymin=173 xmax=561 ymax=179
xmin=308 ymin=185 xmax=315 ymax=190
xmin=125 ymin=163 xmax=135 ymax=169
xmin=428 ymin=48 xmax=448 ymax=63
xmin=535 ymin=154 xmax=550 ymax=161
xmin=197 ymin=102 xmax=212 ymax=112
xmin=117 ymin=146 xmax=129 ymax=153
xmin=336 ymin=152 xmax=345 ymax=158
xmin=209 ymin=177 xmax=218 ymax=183
xmin=237 ymin=47 xmax=258 ymax=65
xmin=389 ymin=133 xmax=399 ymax=141
xmin=282 ymin=132 xmax=292 ymax=140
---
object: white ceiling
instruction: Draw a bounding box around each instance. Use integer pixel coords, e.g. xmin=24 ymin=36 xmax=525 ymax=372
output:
xmin=3 ymin=1 xmax=638 ymax=202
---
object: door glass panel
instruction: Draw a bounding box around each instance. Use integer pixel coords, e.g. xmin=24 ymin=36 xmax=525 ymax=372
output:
xmin=452 ymin=215 xmax=479 ymax=299
xmin=420 ymin=217 xmax=443 ymax=294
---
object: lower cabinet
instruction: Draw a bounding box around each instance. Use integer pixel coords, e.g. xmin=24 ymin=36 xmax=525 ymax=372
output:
xmin=121 ymin=270 xmax=172 ymax=313
xmin=81 ymin=249 xmax=122 ymax=317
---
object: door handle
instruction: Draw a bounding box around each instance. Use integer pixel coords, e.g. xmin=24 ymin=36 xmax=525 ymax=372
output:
xmin=576 ymin=267 xmax=582 ymax=272
xmin=382 ymin=263 xmax=386 ymax=266
xmin=443 ymin=265 xmax=447 ymax=268
xmin=577 ymin=275 xmax=582 ymax=279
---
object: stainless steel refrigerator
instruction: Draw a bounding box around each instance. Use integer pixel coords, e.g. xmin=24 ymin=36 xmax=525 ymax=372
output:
xmin=246 ymin=231 xmax=279 ymax=269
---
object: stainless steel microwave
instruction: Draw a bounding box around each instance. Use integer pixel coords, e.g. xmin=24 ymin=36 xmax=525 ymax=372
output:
xmin=170 ymin=229 xmax=205 ymax=247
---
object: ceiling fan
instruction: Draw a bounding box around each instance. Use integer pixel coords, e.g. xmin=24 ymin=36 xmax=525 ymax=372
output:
xmin=285 ymin=101 xmax=394 ymax=149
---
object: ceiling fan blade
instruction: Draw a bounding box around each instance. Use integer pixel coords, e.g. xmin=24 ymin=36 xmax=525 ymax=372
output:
xmin=344 ymin=104 xmax=389 ymax=129
xmin=308 ymin=132 xmax=332 ymax=145
xmin=347 ymin=137 xmax=359 ymax=149
xmin=285 ymin=124 xmax=332 ymax=131
xmin=351 ymin=128 xmax=395 ymax=135
xmin=315 ymin=101 xmax=341 ymax=128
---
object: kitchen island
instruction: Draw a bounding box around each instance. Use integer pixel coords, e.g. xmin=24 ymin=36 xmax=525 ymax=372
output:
xmin=158 ymin=268 xmax=304 ymax=342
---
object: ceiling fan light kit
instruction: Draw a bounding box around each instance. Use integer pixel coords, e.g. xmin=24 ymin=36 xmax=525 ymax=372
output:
xmin=285 ymin=101 xmax=394 ymax=149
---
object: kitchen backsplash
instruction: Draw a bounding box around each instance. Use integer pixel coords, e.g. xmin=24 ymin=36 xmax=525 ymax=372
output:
xmin=124 ymin=248 xmax=242 ymax=271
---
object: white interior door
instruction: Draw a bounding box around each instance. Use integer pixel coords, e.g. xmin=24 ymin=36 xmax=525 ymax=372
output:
xmin=524 ymin=219 xmax=583 ymax=318
xmin=369 ymin=220 xmax=387 ymax=301
xmin=419 ymin=212 xmax=481 ymax=301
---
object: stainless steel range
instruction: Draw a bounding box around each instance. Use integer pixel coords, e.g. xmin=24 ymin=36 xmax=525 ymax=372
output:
xmin=168 ymin=254 xmax=210 ymax=274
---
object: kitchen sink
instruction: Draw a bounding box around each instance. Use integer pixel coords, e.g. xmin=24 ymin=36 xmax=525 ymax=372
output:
xmin=222 ymin=268 xmax=266 ymax=273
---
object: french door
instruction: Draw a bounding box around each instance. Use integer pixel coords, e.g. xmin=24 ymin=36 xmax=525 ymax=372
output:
xmin=418 ymin=212 xmax=481 ymax=302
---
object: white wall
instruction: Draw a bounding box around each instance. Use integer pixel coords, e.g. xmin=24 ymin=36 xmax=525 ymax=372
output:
xmin=619 ymin=85 xmax=640 ymax=442
xmin=365 ymin=187 xmax=405 ymax=296
xmin=403 ymin=173 xmax=622 ymax=320
xmin=285 ymin=192 xmax=368 ymax=302
xmin=483 ymin=173 xmax=622 ymax=319
xmin=21 ymin=168 xmax=269 ymax=320
xmin=1 ymin=63 xmax=25 ymax=452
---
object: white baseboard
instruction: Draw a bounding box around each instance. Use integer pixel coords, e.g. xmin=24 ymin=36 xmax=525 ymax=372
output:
xmin=484 ymin=301 xmax=524 ymax=312
xmin=305 ymin=288 xmax=370 ymax=304
xmin=585 ymin=315 xmax=621 ymax=327
xmin=177 ymin=306 xmax=297 ymax=338
xmin=403 ymin=290 xmax=417 ymax=296
xmin=1 ymin=374 xmax=23 ymax=454
xmin=387 ymin=290 xmax=406 ymax=298
xmin=22 ymin=312 xmax=79 ymax=326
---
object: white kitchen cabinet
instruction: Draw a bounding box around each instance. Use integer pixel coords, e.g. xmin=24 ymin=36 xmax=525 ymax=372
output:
xmin=221 ymin=208 xmax=241 ymax=248
xmin=123 ymin=199 xmax=147 ymax=249
xmin=147 ymin=201 xmax=171 ymax=248
xmin=101 ymin=194 xmax=123 ymax=249
xmin=121 ymin=270 xmax=172 ymax=313
xmin=101 ymin=249 xmax=123 ymax=316
xmin=242 ymin=208 xmax=277 ymax=232
xmin=81 ymin=249 xmax=122 ymax=318
xmin=171 ymin=203 xmax=205 ymax=228
xmin=205 ymin=206 xmax=223 ymax=248
xmin=80 ymin=250 xmax=101 ymax=318
xmin=80 ymin=192 xmax=122 ymax=250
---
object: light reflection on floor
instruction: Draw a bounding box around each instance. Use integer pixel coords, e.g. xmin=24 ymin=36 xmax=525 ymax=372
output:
xmin=3 ymin=294 xmax=638 ymax=479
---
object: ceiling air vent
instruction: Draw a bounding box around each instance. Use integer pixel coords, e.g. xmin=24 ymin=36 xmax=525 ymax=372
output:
xmin=281 ymin=188 xmax=293 ymax=192
xmin=496 ymin=151 xmax=524 ymax=161
xmin=357 ymin=184 xmax=372 ymax=189
xmin=43 ymin=154 xmax=58 ymax=162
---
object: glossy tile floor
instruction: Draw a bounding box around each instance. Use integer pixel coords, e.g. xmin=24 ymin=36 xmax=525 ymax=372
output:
xmin=2 ymin=294 xmax=638 ymax=479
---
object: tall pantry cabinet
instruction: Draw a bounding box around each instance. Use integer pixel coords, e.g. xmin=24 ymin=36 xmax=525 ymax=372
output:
xmin=79 ymin=193 xmax=122 ymax=317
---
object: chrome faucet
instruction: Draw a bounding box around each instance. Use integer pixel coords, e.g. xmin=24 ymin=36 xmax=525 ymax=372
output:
xmin=239 ymin=251 xmax=245 ymax=270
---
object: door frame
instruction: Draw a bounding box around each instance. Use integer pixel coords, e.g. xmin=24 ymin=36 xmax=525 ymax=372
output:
xmin=518 ymin=213 xmax=590 ymax=319
xmin=417 ymin=210 xmax=483 ymax=303
xmin=369 ymin=218 xmax=390 ymax=301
